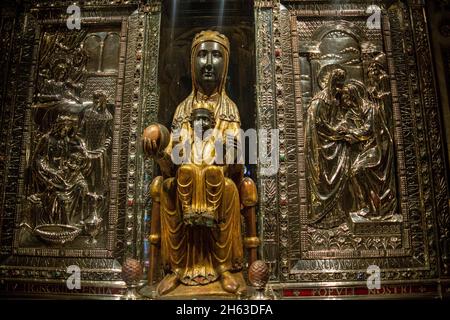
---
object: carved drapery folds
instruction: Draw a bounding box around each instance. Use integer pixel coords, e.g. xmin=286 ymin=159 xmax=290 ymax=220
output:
xmin=303 ymin=21 xmax=400 ymax=241
xmin=23 ymin=28 xmax=117 ymax=246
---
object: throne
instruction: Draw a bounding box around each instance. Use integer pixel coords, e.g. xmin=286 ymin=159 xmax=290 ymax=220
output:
xmin=147 ymin=173 xmax=259 ymax=297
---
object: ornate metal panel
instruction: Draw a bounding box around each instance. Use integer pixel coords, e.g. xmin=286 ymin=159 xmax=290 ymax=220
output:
xmin=0 ymin=0 xmax=449 ymax=299
xmin=137 ymin=0 xmax=161 ymax=269
xmin=256 ymin=0 xmax=450 ymax=298
xmin=0 ymin=3 xmax=19 ymax=256
xmin=255 ymin=4 xmax=280 ymax=281
xmin=428 ymin=2 xmax=450 ymax=286
xmin=0 ymin=0 xmax=161 ymax=297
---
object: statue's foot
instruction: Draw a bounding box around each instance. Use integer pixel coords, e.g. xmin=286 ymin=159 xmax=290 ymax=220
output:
xmin=156 ymin=273 xmax=180 ymax=296
xmin=220 ymin=271 xmax=240 ymax=294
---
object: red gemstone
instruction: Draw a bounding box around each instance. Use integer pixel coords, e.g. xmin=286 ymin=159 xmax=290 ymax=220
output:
xmin=275 ymin=49 xmax=282 ymax=57
xmin=128 ymin=199 xmax=134 ymax=206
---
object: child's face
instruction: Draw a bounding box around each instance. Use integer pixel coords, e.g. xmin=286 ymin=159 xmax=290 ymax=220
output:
xmin=191 ymin=109 xmax=213 ymax=136
xmin=368 ymin=64 xmax=381 ymax=80
xmin=342 ymin=87 xmax=356 ymax=108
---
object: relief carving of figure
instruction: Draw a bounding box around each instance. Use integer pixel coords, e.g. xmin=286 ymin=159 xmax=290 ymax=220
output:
xmin=305 ymin=66 xmax=350 ymax=228
xmin=306 ymin=61 xmax=398 ymax=229
xmin=23 ymin=31 xmax=114 ymax=244
xmin=367 ymin=53 xmax=392 ymax=126
xmin=80 ymin=90 xmax=113 ymax=195
xmin=347 ymin=54 xmax=397 ymax=220
xmin=33 ymin=32 xmax=88 ymax=133
xmin=33 ymin=58 xmax=85 ymax=132
xmin=28 ymin=115 xmax=90 ymax=226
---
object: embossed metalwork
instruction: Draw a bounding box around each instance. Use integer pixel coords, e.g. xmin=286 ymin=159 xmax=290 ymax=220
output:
xmin=0 ymin=0 xmax=449 ymax=299
xmin=409 ymin=2 xmax=450 ymax=277
xmin=27 ymin=113 xmax=89 ymax=233
xmin=0 ymin=0 xmax=147 ymax=297
xmin=0 ymin=9 xmax=17 ymax=253
xmin=138 ymin=3 xmax=161 ymax=267
xmin=305 ymin=64 xmax=398 ymax=227
xmin=255 ymin=5 xmax=279 ymax=281
xmin=252 ymin=1 xmax=449 ymax=294
xmin=248 ymin=260 xmax=271 ymax=300
xmin=15 ymin=24 xmax=123 ymax=254
xmin=1 ymin=12 xmax=39 ymax=256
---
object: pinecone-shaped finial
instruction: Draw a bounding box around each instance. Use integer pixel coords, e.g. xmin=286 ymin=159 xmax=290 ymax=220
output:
xmin=248 ymin=260 xmax=269 ymax=290
xmin=121 ymin=258 xmax=143 ymax=299
xmin=122 ymin=258 xmax=143 ymax=285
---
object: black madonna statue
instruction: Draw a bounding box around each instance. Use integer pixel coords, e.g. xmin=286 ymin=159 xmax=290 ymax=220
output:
xmin=142 ymin=30 xmax=259 ymax=297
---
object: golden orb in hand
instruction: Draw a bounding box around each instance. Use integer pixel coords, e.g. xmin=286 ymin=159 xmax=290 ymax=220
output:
xmin=142 ymin=123 xmax=170 ymax=156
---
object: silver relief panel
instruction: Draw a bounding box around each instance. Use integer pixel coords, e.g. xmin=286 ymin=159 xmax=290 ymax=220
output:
xmin=15 ymin=25 xmax=122 ymax=256
xmin=300 ymin=20 xmax=402 ymax=256
xmin=255 ymin=1 xmax=443 ymax=287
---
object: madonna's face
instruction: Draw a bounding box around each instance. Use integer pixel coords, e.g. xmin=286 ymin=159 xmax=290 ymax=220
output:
xmin=194 ymin=41 xmax=226 ymax=96
xmin=329 ymin=69 xmax=346 ymax=100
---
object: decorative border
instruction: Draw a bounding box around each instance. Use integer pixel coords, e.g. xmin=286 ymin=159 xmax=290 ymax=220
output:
xmin=276 ymin=2 xmax=300 ymax=282
xmin=255 ymin=4 xmax=280 ymax=281
xmin=0 ymin=13 xmax=37 ymax=256
xmin=123 ymin=11 xmax=143 ymax=259
xmin=29 ymin=0 xmax=140 ymax=9
xmin=0 ymin=256 xmax=123 ymax=282
xmin=138 ymin=3 xmax=161 ymax=264
xmin=0 ymin=12 xmax=17 ymax=227
xmin=409 ymin=2 xmax=450 ymax=277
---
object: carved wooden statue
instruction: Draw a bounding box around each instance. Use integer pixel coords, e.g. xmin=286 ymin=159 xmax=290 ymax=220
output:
xmin=142 ymin=30 xmax=259 ymax=297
